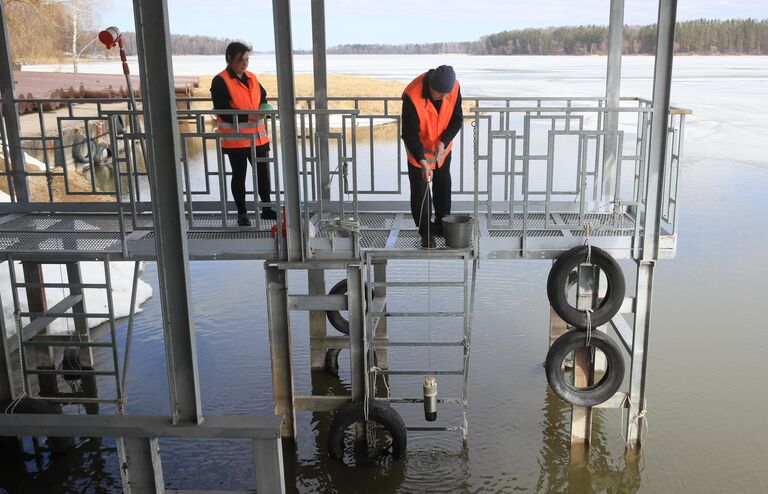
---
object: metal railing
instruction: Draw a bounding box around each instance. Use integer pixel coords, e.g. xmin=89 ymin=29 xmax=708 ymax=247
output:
xmin=1 ymin=94 xmax=688 ymax=257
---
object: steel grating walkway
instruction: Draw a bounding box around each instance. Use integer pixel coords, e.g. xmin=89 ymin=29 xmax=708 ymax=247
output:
xmin=0 ymin=209 xmax=668 ymax=261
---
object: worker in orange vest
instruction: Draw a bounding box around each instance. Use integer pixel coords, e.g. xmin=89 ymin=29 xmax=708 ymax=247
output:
xmin=401 ymin=65 xmax=463 ymax=248
xmin=211 ymin=41 xmax=277 ymax=226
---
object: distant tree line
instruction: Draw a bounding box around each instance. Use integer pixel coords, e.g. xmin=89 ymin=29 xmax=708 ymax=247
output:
xmin=118 ymin=32 xmax=236 ymax=57
xmin=329 ymin=18 xmax=768 ymax=55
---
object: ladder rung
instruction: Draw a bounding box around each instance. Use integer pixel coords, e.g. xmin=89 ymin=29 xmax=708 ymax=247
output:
xmin=16 ymin=282 xmax=109 ymax=290
xmin=406 ymin=426 xmax=464 ymax=432
xmin=373 ymin=311 xmax=465 ymax=318
xmin=371 ymin=281 xmax=465 ymax=288
xmin=36 ymin=396 xmax=120 ymax=405
xmin=382 ymin=397 xmax=463 ymax=405
xmin=24 ymin=340 xmax=114 ymax=348
xmin=25 ymin=369 xmax=117 ymax=377
xmin=372 ymin=340 xmax=464 ymax=348
xmin=379 ymin=370 xmax=464 ymax=376
xmin=20 ymin=312 xmax=112 ymax=319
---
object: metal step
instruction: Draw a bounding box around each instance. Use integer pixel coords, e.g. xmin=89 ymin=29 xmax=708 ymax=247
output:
xmin=371 ymin=340 xmax=464 ymax=348
xmin=382 ymin=397 xmax=463 ymax=405
xmin=371 ymin=281 xmax=465 ymax=288
xmin=373 ymin=311 xmax=465 ymax=318
xmin=406 ymin=426 xmax=464 ymax=432
xmin=24 ymin=339 xmax=114 ymax=348
xmin=25 ymin=368 xmax=117 ymax=377
xmin=379 ymin=369 xmax=464 ymax=376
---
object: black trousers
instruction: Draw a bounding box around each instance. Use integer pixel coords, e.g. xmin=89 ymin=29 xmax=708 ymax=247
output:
xmin=224 ymin=144 xmax=271 ymax=215
xmin=408 ymin=152 xmax=452 ymax=236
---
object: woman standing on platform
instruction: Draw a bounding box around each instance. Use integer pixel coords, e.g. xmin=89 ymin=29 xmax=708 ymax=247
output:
xmin=211 ymin=41 xmax=277 ymax=226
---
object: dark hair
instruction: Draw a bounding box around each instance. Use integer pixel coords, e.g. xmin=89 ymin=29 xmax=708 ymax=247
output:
xmin=225 ymin=41 xmax=252 ymax=64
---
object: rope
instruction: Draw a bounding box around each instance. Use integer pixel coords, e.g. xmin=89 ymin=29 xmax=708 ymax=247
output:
xmin=417 ymin=181 xmax=434 ymax=371
xmin=584 ymin=308 xmax=593 ymax=348
xmin=620 ymin=395 xmax=650 ymax=447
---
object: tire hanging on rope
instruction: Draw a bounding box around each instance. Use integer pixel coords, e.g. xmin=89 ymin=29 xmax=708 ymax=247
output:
xmin=326 ymin=279 xmax=369 ymax=335
xmin=328 ymin=400 xmax=407 ymax=463
xmin=0 ymin=397 xmax=74 ymax=455
xmin=547 ymin=245 xmax=625 ymax=328
xmin=325 ymin=347 xmax=379 ymax=377
xmin=72 ymin=134 xmax=96 ymax=164
xmin=545 ymin=329 xmax=625 ymax=407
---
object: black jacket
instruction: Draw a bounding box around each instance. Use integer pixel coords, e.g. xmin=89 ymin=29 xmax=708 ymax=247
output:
xmin=401 ymin=69 xmax=463 ymax=163
xmin=210 ymin=66 xmax=268 ymax=124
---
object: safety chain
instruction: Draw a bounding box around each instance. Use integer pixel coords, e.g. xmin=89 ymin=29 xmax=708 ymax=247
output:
xmin=2 ymin=129 xmax=113 ymax=152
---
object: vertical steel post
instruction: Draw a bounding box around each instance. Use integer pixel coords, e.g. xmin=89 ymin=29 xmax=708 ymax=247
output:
xmin=265 ymin=265 xmax=296 ymax=438
xmin=116 ymin=437 xmax=165 ymax=494
xmin=311 ymin=0 xmax=331 ymax=202
xmin=132 ymin=0 xmax=202 ymax=424
xmin=372 ymin=260 xmax=388 ymax=369
xmin=346 ymin=264 xmax=366 ymax=401
xmin=308 ymin=269 xmax=326 ymax=369
xmin=253 ymin=437 xmax=287 ymax=493
xmin=626 ymin=0 xmax=678 ymax=449
xmin=272 ymin=0 xmax=304 ymax=261
xmin=0 ymin=2 xmax=29 ymax=202
xmin=0 ymin=280 xmax=13 ymax=402
xmin=601 ymin=0 xmax=625 ymax=202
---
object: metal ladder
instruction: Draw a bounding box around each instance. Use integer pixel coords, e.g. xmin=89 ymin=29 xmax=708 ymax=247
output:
xmin=3 ymin=256 xmax=138 ymax=410
xmin=363 ymin=250 xmax=478 ymax=445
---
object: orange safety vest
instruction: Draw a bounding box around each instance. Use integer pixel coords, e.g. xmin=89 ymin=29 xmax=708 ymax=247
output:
xmin=215 ymin=69 xmax=270 ymax=149
xmin=402 ymin=72 xmax=459 ymax=169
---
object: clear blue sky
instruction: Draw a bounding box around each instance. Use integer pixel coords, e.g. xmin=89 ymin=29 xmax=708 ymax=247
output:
xmin=103 ymin=0 xmax=768 ymax=51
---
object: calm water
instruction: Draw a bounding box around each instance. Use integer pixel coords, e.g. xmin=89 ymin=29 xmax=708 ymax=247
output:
xmin=4 ymin=55 xmax=768 ymax=493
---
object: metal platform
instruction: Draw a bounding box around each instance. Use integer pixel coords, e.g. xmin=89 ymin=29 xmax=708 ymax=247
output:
xmin=0 ymin=207 xmax=674 ymax=261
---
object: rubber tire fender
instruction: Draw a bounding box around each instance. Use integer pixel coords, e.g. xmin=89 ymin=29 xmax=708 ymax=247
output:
xmin=547 ymin=245 xmax=625 ymax=327
xmin=71 ymin=134 xmax=96 ymax=164
xmin=0 ymin=397 xmax=74 ymax=454
xmin=328 ymin=400 xmax=407 ymax=462
xmin=325 ymin=348 xmax=378 ymax=377
xmin=326 ymin=279 xmax=369 ymax=335
xmin=545 ymin=329 xmax=625 ymax=407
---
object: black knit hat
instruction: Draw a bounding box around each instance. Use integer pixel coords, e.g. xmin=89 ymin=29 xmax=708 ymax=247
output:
xmin=430 ymin=65 xmax=456 ymax=93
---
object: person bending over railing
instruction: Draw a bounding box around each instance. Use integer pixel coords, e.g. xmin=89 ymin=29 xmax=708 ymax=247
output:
xmin=401 ymin=65 xmax=463 ymax=249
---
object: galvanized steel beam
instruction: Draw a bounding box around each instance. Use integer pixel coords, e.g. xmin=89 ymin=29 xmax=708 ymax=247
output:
xmin=132 ymin=0 xmax=202 ymax=424
xmin=602 ymin=0 xmax=625 ymax=201
xmin=346 ymin=264 xmax=366 ymax=401
xmin=627 ymin=0 xmax=678 ymax=449
xmin=311 ymin=0 xmax=331 ymax=201
xmin=117 ymin=437 xmax=165 ymax=494
xmin=272 ymin=0 xmax=303 ymax=261
xmin=0 ymin=2 xmax=29 ymax=202
xmin=265 ymin=265 xmax=296 ymax=438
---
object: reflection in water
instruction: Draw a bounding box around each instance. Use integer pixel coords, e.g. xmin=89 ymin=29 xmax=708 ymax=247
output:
xmin=0 ymin=436 xmax=119 ymax=494
xmin=288 ymin=370 xmax=408 ymax=493
xmin=537 ymin=387 xmax=642 ymax=493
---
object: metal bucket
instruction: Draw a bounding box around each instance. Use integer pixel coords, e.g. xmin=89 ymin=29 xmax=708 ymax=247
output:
xmin=442 ymin=215 xmax=473 ymax=248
